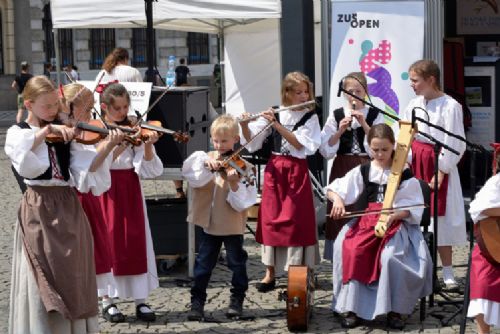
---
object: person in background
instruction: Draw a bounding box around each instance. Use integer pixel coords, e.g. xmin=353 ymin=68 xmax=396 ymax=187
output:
xmin=97 ymin=48 xmax=142 ymax=83
xmin=319 ymin=72 xmax=384 ymax=261
xmin=11 ymin=61 xmax=33 ymax=123
xmin=175 ymin=58 xmax=191 ymax=87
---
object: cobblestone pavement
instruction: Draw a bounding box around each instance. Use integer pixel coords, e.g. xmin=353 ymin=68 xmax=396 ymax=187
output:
xmin=0 ymin=125 xmax=497 ymax=333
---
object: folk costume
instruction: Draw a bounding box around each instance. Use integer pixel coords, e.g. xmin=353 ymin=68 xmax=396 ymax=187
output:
xmin=6 ymin=122 xmax=111 ymax=334
xmin=327 ymin=162 xmax=433 ymax=319
xmin=241 ymin=109 xmax=321 ymax=273
xmin=319 ymin=105 xmax=384 ymax=260
xmin=182 ymin=151 xmax=257 ymax=306
xmin=467 ymin=173 xmax=500 ymax=328
xmin=96 ymin=142 xmax=163 ymax=300
xmin=400 ymin=95 xmax=466 ymax=246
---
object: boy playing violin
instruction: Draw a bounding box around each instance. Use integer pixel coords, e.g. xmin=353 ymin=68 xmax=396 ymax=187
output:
xmin=182 ymin=114 xmax=257 ymax=321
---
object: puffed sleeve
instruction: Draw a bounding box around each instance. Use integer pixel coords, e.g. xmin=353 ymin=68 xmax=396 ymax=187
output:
xmin=70 ymin=142 xmax=112 ymax=196
xmin=319 ymin=113 xmax=340 ymax=159
xmin=325 ymin=166 xmax=364 ymax=205
xmin=226 ymin=182 xmax=258 ymax=212
xmin=5 ymin=126 xmax=49 ymax=178
xmin=132 ymin=144 xmax=163 ymax=178
xmin=239 ymin=117 xmax=272 ymax=153
xmin=438 ymin=100 xmax=466 ymax=174
xmin=469 ymin=174 xmax=500 ymax=223
xmin=393 ymin=177 xmax=424 ymax=225
xmin=182 ymin=151 xmax=214 ymax=188
xmin=294 ymin=114 xmax=321 ymax=155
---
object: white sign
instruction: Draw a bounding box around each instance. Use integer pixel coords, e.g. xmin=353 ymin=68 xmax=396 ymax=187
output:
xmin=464 ymin=66 xmax=496 ymax=148
xmin=78 ymin=81 xmax=152 ymax=118
xmin=329 ymin=1 xmax=424 ymax=122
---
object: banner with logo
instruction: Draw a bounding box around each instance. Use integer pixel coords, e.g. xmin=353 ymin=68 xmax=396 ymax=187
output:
xmin=329 ymin=1 xmax=424 ymax=121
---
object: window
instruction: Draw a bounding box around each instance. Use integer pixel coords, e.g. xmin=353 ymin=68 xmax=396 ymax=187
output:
xmin=89 ymin=29 xmax=115 ymax=70
xmin=131 ymin=28 xmax=150 ymax=68
xmin=187 ymin=32 xmax=209 ymax=64
xmin=43 ymin=5 xmax=73 ymax=67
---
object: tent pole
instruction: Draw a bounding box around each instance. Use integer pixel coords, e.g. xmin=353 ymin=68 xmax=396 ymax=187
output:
xmin=145 ymin=0 xmax=155 ymax=83
xmin=321 ymin=0 xmax=331 ymax=183
xmin=218 ymin=21 xmax=226 ymax=113
xmin=53 ymin=28 xmax=61 ymax=87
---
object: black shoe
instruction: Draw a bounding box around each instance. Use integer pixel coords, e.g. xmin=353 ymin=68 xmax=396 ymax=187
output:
xmin=187 ymin=300 xmax=204 ymax=321
xmin=136 ymin=303 xmax=156 ymax=322
xmin=340 ymin=312 xmax=359 ymax=328
xmin=102 ymin=304 xmax=125 ymax=323
xmin=226 ymin=296 xmax=243 ymax=318
xmin=256 ymin=280 xmax=276 ymax=293
xmin=387 ymin=312 xmax=405 ymax=330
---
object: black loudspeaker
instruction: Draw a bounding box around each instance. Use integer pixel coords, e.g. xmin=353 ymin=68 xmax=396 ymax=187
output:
xmin=147 ymin=87 xmax=210 ymax=168
xmin=146 ymin=197 xmax=201 ymax=255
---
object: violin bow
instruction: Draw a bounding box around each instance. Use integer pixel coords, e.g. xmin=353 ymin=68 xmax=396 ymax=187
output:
xmin=326 ymin=203 xmax=428 ymax=219
xmin=131 ymin=84 xmax=172 ymax=128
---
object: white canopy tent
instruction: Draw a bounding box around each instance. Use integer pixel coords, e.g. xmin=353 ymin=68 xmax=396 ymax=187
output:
xmin=50 ymin=0 xmax=282 ymax=116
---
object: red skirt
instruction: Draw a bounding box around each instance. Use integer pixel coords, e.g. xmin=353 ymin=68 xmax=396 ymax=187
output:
xmin=342 ymin=202 xmax=402 ymax=284
xmin=411 ymin=140 xmax=449 ymax=216
xmin=98 ymin=169 xmax=147 ymax=275
xmin=470 ymin=244 xmax=500 ymax=303
xmin=77 ymin=191 xmax=112 ymax=275
xmin=256 ymin=154 xmax=316 ymax=247
xmin=325 ymin=155 xmax=370 ymax=241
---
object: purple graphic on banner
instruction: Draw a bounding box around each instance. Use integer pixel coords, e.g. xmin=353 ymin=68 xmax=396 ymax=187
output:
xmin=356 ymin=39 xmax=400 ymax=114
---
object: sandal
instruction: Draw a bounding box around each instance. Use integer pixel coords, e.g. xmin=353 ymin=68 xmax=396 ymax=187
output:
xmin=102 ymin=304 xmax=125 ymax=323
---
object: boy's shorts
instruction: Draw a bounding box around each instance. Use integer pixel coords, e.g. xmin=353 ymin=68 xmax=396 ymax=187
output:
xmin=17 ymin=95 xmax=24 ymax=109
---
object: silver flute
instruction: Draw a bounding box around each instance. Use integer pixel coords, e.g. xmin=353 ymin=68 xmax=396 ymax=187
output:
xmin=238 ymin=100 xmax=316 ymax=122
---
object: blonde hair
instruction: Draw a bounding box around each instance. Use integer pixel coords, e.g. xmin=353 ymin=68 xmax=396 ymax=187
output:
xmin=210 ymin=114 xmax=239 ymax=137
xmin=281 ymin=71 xmax=315 ymax=107
xmin=409 ymin=59 xmax=441 ymax=90
xmin=62 ymin=83 xmax=93 ymax=110
xmin=343 ymin=72 xmax=368 ymax=95
xmin=22 ymin=75 xmax=56 ymax=102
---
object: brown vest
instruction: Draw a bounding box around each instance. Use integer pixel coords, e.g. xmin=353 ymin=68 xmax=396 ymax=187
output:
xmin=187 ymin=152 xmax=252 ymax=236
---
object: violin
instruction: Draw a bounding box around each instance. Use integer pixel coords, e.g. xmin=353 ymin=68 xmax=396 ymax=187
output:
xmin=45 ymin=119 xmax=135 ymax=145
xmin=105 ymin=119 xmax=189 ymax=145
xmin=214 ymin=152 xmax=256 ymax=186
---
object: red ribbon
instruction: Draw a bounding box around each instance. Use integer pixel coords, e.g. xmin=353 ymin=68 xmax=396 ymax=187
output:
xmin=95 ymin=80 xmax=119 ymax=94
xmin=490 ymin=143 xmax=500 ymax=175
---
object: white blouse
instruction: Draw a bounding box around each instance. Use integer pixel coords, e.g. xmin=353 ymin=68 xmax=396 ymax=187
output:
xmin=5 ymin=125 xmax=111 ymax=195
xmin=319 ymin=105 xmax=385 ymax=159
xmin=240 ymin=109 xmax=321 ymax=159
xmin=400 ymin=95 xmax=466 ymax=174
xmin=97 ymin=65 xmax=142 ymax=83
xmin=325 ymin=162 xmax=424 ymax=225
xmin=182 ymin=151 xmax=257 ymax=213
xmin=110 ymin=143 xmax=163 ymax=179
xmin=469 ymin=173 xmax=500 ymax=224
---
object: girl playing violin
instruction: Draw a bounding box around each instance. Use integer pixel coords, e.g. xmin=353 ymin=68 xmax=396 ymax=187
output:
xmin=240 ymin=71 xmax=321 ymax=292
xmin=326 ymin=124 xmax=432 ymax=329
xmin=467 ymin=171 xmax=500 ymax=333
xmin=182 ymin=114 xmax=257 ymax=320
xmin=319 ymin=72 xmax=385 ymax=260
xmin=95 ymin=82 xmax=163 ymax=322
xmin=60 ymin=83 xmax=129 ymax=324
xmin=5 ymin=75 xmax=114 ymax=333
